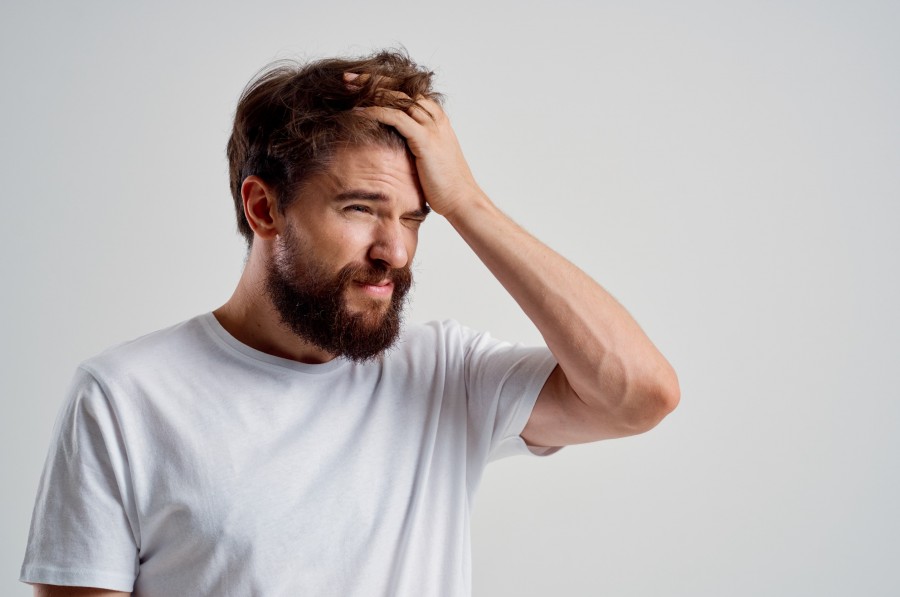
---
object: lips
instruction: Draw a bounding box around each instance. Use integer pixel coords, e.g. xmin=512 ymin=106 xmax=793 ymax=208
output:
xmin=340 ymin=264 xmax=412 ymax=300
xmin=357 ymin=279 xmax=392 ymax=288
xmin=351 ymin=269 xmax=397 ymax=288
xmin=347 ymin=268 xmax=395 ymax=297
xmin=353 ymin=279 xmax=394 ymax=297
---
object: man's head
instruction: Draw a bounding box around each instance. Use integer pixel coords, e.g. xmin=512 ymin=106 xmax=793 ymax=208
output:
xmin=228 ymin=50 xmax=439 ymax=362
xmin=227 ymin=49 xmax=441 ymax=248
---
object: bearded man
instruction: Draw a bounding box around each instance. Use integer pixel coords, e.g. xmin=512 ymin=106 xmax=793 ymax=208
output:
xmin=21 ymin=50 xmax=679 ymax=597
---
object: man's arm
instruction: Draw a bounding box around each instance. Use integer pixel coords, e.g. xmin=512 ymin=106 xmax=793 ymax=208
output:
xmin=362 ymin=96 xmax=680 ymax=447
xmin=33 ymin=585 xmax=129 ymax=597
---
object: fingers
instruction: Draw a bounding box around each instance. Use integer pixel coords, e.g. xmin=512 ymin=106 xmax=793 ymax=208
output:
xmin=375 ymin=89 xmax=438 ymax=124
xmin=355 ymin=106 xmax=424 ymax=151
xmin=343 ymin=72 xmax=403 ymax=97
xmin=343 ymin=72 xmax=362 ymax=91
xmin=342 ymin=72 xmax=441 ymax=124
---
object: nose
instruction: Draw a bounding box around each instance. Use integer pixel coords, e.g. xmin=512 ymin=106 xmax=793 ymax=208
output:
xmin=367 ymin=220 xmax=410 ymax=269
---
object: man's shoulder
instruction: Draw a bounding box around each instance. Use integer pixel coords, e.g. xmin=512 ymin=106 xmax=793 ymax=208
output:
xmin=397 ymin=319 xmax=517 ymax=354
xmin=79 ymin=313 xmax=211 ymax=379
xmin=399 ymin=318 xmax=482 ymax=339
xmin=388 ymin=319 xmax=513 ymax=371
xmin=394 ymin=319 xmax=478 ymax=352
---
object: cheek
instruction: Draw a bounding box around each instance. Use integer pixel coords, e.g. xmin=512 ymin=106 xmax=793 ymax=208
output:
xmin=332 ymin=224 xmax=377 ymax=260
xmin=404 ymin=230 xmax=420 ymax=260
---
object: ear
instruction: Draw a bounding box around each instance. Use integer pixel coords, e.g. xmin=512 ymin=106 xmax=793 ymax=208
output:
xmin=241 ymin=176 xmax=281 ymax=241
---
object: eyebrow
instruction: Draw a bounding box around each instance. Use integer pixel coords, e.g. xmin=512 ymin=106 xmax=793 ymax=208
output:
xmin=334 ymin=190 xmax=431 ymax=219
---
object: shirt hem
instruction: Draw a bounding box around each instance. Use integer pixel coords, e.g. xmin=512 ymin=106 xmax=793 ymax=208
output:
xmin=20 ymin=564 xmax=135 ymax=593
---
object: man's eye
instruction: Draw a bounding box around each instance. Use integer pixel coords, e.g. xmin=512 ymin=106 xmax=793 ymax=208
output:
xmin=346 ymin=205 xmax=372 ymax=214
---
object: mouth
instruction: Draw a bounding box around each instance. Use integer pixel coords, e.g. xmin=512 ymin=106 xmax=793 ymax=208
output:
xmin=352 ymin=279 xmax=394 ymax=298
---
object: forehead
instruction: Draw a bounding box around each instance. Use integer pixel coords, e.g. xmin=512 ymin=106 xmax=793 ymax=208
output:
xmin=314 ymin=144 xmax=423 ymax=202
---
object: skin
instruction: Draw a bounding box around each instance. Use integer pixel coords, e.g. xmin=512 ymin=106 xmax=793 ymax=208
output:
xmin=35 ymin=78 xmax=679 ymax=597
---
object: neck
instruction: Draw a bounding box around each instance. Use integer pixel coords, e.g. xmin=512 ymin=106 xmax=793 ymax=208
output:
xmin=213 ymin=243 xmax=336 ymax=365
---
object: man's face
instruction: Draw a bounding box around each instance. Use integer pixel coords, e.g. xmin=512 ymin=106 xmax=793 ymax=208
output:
xmin=265 ymin=144 xmax=429 ymax=362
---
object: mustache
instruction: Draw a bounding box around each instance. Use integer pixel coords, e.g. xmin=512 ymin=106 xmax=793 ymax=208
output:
xmin=339 ymin=263 xmax=412 ymax=289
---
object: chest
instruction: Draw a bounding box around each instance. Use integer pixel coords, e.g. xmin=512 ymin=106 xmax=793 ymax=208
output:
xmin=118 ymin=370 xmax=470 ymax=589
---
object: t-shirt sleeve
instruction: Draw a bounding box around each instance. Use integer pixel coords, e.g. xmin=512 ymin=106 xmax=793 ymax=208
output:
xmin=453 ymin=322 xmax=559 ymax=463
xmin=20 ymin=367 xmax=140 ymax=592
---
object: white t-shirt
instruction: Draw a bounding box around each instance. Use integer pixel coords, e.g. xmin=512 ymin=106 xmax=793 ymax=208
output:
xmin=21 ymin=314 xmax=557 ymax=596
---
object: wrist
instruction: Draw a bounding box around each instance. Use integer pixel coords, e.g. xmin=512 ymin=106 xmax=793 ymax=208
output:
xmin=438 ymin=185 xmax=492 ymax=223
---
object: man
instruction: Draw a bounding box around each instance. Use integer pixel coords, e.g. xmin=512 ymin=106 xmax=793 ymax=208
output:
xmin=21 ymin=50 xmax=679 ymax=596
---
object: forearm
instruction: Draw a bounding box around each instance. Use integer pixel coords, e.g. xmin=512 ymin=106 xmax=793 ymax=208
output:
xmin=443 ymin=190 xmax=679 ymax=428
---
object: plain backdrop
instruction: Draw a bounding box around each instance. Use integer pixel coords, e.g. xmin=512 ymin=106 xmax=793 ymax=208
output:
xmin=2 ymin=1 xmax=898 ymax=595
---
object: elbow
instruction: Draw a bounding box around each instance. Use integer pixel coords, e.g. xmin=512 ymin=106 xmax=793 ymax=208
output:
xmin=640 ymin=361 xmax=680 ymax=431
xmin=575 ymin=353 xmax=680 ymax=439
xmin=616 ymin=361 xmax=680 ymax=435
xmin=657 ymin=361 xmax=681 ymax=417
xmin=659 ymin=372 xmax=680 ymax=422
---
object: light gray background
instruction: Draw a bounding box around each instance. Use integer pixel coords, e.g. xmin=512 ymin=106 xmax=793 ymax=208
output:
xmin=2 ymin=1 xmax=898 ymax=595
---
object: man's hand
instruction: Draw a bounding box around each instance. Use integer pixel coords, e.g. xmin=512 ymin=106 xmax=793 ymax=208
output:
xmin=349 ymin=77 xmax=482 ymax=217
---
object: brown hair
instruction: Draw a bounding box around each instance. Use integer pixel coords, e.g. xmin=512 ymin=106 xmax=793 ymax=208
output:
xmin=227 ymin=49 xmax=442 ymax=247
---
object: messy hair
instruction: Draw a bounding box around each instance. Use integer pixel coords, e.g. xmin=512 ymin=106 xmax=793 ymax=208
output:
xmin=227 ymin=49 xmax=442 ymax=247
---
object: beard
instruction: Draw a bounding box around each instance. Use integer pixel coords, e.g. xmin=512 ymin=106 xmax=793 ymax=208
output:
xmin=264 ymin=225 xmax=412 ymax=363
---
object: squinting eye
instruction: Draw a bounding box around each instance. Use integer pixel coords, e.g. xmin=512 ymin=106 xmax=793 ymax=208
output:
xmin=346 ymin=205 xmax=372 ymax=214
